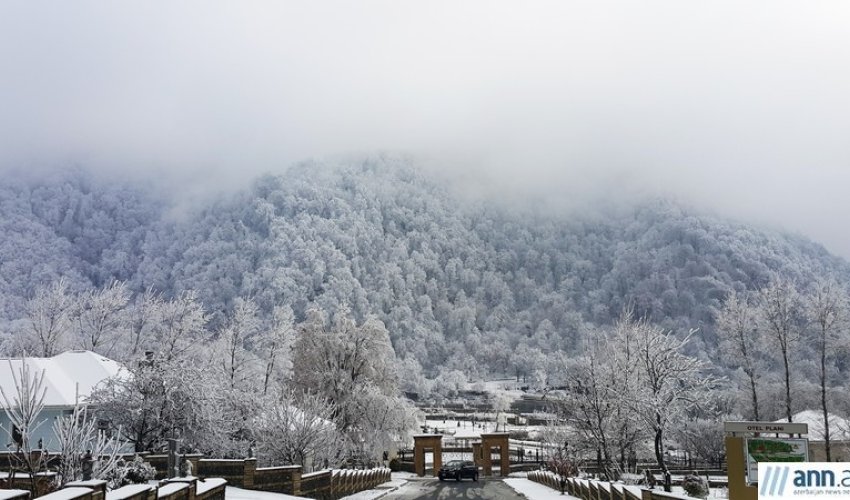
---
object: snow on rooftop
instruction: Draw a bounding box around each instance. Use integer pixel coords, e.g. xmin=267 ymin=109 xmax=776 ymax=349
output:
xmin=777 ymin=410 xmax=850 ymax=440
xmin=0 ymin=350 xmax=125 ymax=408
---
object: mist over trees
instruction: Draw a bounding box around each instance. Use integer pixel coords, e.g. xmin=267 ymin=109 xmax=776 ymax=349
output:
xmin=2 ymin=157 xmax=850 ymax=428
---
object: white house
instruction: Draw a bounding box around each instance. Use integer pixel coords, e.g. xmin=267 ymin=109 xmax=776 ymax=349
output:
xmin=0 ymin=350 xmax=124 ymax=452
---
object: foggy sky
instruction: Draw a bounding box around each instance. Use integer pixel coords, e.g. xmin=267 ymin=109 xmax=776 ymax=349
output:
xmin=2 ymin=1 xmax=850 ymax=256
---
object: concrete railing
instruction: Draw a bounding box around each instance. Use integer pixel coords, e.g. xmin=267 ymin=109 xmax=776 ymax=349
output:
xmin=0 ymin=490 xmax=31 ymax=500
xmin=527 ymin=471 xmax=703 ymax=500
xmin=159 ymin=477 xmax=227 ymax=500
xmin=0 ymin=456 xmax=387 ymax=499
xmin=195 ymin=457 xmax=391 ymax=499
xmin=330 ymin=468 xmax=391 ymax=499
xmin=0 ymin=471 xmax=58 ymax=496
xmin=0 ymin=477 xmax=227 ymax=500
xmin=37 ymin=487 xmax=94 ymax=500
xmin=104 ymin=484 xmax=156 ymax=500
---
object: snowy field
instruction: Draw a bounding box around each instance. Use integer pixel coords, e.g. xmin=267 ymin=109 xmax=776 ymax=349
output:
xmin=426 ymin=419 xmax=546 ymax=439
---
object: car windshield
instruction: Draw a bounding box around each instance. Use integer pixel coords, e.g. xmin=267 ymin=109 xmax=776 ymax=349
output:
xmin=445 ymin=461 xmax=464 ymax=467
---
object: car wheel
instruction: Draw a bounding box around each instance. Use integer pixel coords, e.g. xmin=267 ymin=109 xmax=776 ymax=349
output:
xmin=439 ymin=476 xmax=444 ymax=482
xmin=456 ymin=472 xmax=461 ymax=481
xmin=473 ymin=473 xmax=478 ymax=481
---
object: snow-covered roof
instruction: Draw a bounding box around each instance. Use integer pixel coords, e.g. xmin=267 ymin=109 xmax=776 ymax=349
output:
xmin=0 ymin=350 xmax=124 ymax=409
xmin=776 ymin=410 xmax=850 ymax=441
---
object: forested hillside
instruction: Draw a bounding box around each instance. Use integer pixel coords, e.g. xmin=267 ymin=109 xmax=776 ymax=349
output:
xmin=1 ymin=157 xmax=848 ymax=385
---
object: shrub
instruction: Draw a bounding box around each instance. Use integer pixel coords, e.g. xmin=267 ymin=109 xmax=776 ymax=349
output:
xmin=682 ymin=472 xmax=710 ymax=499
xmin=106 ymin=455 xmax=157 ymax=489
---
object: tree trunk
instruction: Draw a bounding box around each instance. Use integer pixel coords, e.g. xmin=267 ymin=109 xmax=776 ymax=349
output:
xmin=653 ymin=426 xmax=671 ymax=492
xmin=821 ymin=330 xmax=831 ymax=461
xmin=782 ymin=346 xmax=792 ymax=422
xmin=747 ymin=368 xmax=760 ymax=421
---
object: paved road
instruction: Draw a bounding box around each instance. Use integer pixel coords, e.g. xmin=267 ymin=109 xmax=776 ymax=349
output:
xmin=380 ymin=478 xmax=525 ymax=500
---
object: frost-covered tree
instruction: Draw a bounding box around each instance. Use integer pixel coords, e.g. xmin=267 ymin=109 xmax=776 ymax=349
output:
xmin=539 ymin=425 xmax=583 ymax=494
xmin=554 ymin=340 xmax=624 ymax=479
xmin=348 ymin=387 xmax=416 ymax=465
xmin=258 ymin=305 xmax=295 ymax=395
xmin=291 ymin=307 xmax=410 ymax=461
xmin=716 ymin=291 xmax=763 ymax=420
xmin=215 ymin=297 xmax=260 ymax=390
xmin=154 ymin=291 xmax=207 ymax=362
xmin=24 ymin=278 xmax=75 ymax=357
xmin=804 ymin=279 xmax=848 ymax=461
xmin=0 ymin=360 xmax=50 ymax=497
xmin=255 ymin=389 xmax=347 ymax=471
xmin=613 ymin=312 xmax=716 ymax=492
xmin=74 ymin=280 xmax=130 ymax=355
xmin=53 ymin=403 xmax=124 ymax=485
xmin=202 ymin=298 xmax=263 ymax=455
xmin=675 ymin=417 xmax=727 ymax=468
xmin=757 ymin=279 xmax=806 ymax=423
xmin=125 ymin=288 xmax=163 ymax=359
xmin=89 ymin=354 xmax=210 ymax=453
xmin=4 ymin=159 xmax=850 ymax=421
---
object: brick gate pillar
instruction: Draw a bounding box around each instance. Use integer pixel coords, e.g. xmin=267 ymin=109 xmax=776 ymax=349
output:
xmin=481 ymin=433 xmax=510 ymax=477
xmin=413 ymin=435 xmax=443 ymax=477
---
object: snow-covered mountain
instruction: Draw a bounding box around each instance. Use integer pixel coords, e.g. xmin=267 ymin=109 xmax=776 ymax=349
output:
xmin=1 ymin=158 xmax=848 ymax=379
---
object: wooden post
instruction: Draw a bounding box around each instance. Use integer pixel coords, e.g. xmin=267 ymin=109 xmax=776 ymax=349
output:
xmin=725 ymin=436 xmax=757 ymax=500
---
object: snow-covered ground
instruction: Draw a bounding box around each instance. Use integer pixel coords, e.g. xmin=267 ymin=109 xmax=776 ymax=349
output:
xmin=225 ymin=486 xmax=301 ymax=499
xmin=225 ymin=473 xmax=410 ymax=500
xmin=422 ymin=417 xmax=546 ymax=437
xmin=504 ymin=478 xmax=581 ymax=500
xmin=670 ymin=485 xmax=728 ymax=499
xmin=418 ymin=417 xmax=550 ymax=455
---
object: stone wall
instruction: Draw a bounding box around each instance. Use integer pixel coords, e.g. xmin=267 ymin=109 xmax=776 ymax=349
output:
xmin=196 ymin=458 xmax=256 ymax=489
xmin=301 ymin=470 xmax=331 ymax=500
xmin=0 ymin=471 xmax=57 ymax=496
xmin=253 ymin=465 xmax=301 ymax=493
xmin=130 ymin=453 xmax=204 ymax=480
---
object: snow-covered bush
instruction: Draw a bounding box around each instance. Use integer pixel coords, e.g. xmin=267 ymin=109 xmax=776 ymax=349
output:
xmin=682 ymin=472 xmax=710 ymax=499
xmin=106 ymin=455 xmax=157 ymax=489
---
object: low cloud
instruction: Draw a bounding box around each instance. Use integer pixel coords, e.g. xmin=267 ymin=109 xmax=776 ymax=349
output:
xmin=2 ymin=1 xmax=849 ymax=255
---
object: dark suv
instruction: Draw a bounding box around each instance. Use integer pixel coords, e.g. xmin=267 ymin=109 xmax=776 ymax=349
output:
xmin=438 ymin=460 xmax=479 ymax=481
